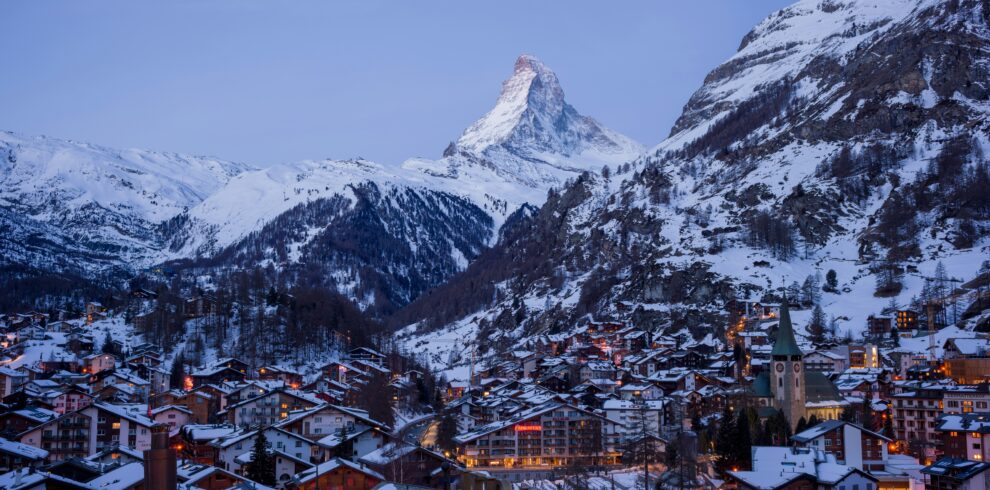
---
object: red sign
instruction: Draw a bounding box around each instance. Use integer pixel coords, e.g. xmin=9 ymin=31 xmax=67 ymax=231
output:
xmin=514 ymin=425 xmax=542 ymax=432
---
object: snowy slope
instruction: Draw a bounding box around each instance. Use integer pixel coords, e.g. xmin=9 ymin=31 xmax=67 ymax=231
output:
xmin=172 ymin=55 xmax=641 ymax=257
xmin=0 ymin=131 xmax=253 ymax=279
xmin=395 ymin=0 xmax=990 ymax=377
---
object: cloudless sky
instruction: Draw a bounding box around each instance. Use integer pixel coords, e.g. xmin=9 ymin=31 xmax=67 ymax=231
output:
xmin=0 ymin=1 xmax=792 ymax=166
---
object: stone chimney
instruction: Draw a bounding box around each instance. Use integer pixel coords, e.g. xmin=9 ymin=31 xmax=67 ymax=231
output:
xmin=143 ymin=423 xmax=176 ymax=490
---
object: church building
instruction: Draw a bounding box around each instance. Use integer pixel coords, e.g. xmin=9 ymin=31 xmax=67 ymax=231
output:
xmin=751 ymin=300 xmax=848 ymax=428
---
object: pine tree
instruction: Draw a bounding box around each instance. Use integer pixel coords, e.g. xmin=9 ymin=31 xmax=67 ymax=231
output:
xmin=734 ymin=409 xmax=752 ymax=470
xmin=795 ymin=416 xmax=808 ymax=435
xmin=245 ymin=431 xmax=276 ymax=485
xmin=355 ymin=374 xmax=395 ymax=427
xmin=824 ymin=269 xmax=838 ymax=293
xmin=801 ymin=277 xmax=816 ymax=307
xmin=170 ymin=353 xmax=186 ymax=391
xmin=101 ymin=332 xmax=116 ymax=355
xmin=436 ymin=412 xmax=458 ymax=454
xmin=714 ymin=405 xmax=738 ymax=474
xmin=809 ymin=305 xmax=827 ymax=344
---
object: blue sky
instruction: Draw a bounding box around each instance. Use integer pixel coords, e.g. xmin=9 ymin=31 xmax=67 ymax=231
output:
xmin=0 ymin=1 xmax=792 ymax=166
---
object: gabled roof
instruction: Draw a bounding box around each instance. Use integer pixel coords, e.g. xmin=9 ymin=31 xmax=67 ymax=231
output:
xmin=922 ymin=458 xmax=990 ymax=480
xmin=792 ymin=420 xmax=891 ymax=443
xmin=291 ymin=457 xmax=384 ymax=484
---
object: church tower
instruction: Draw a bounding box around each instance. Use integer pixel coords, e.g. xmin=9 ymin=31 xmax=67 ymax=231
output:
xmin=770 ymin=300 xmax=806 ymax=428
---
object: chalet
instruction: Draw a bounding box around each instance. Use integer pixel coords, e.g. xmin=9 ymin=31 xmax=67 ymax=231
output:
xmin=183 ymin=294 xmax=219 ymax=319
xmin=81 ymin=353 xmax=115 ymax=374
xmin=943 ymin=384 xmax=990 ymax=415
xmin=791 ymin=420 xmax=892 ymax=471
xmin=618 ymin=382 xmax=664 ymax=401
xmin=287 ymin=457 xmax=384 ymax=490
xmin=49 ymin=386 xmax=94 ymax=415
xmin=321 ymin=361 xmax=371 ymax=387
xmin=896 ymin=309 xmax=919 ymax=333
xmin=86 ymin=444 xmax=144 ymax=466
xmin=124 ymin=351 xmax=162 ymax=368
xmin=936 ymin=413 xmax=990 ymax=462
xmin=179 ymin=424 xmax=239 ymax=464
xmin=276 ymin=403 xmax=391 ymax=441
xmin=0 ymin=367 xmax=27 ymax=398
xmin=602 ymin=399 xmax=667 ymax=439
xmin=575 ymin=359 xmax=617 ymax=385
xmin=219 ymin=388 xmax=319 ymax=427
xmin=921 ymin=458 xmax=990 ymax=490
xmin=348 ymin=347 xmax=386 ymax=367
xmin=729 ymin=446 xmax=879 ymax=490
xmin=84 ymin=302 xmax=106 ymax=324
xmin=151 ymin=404 xmax=192 ymax=431
xmin=177 ymin=461 xmax=260 ymax=489
xmin=943 ymin=338 xmax=990 ymax=384
xmin=738 ymin=331 xmax=770 ymax=349
xmin=257 ymin=366 xmax=303 ymax=387
xmin=868 ymin=315 xmax=894 ymax=338
xmin=804 ymin=350 xmax=848 ymax=373
xmin=0 ymin=436 xmax=49 ymax=472
xmin=623 ymin=350 xmax=668 ymax=377
xmin=0 ymin=406 xmax=57 ymax=439
xmin=18 ymin=410 xmax=94 ymax=462
xmin=359 ymin=442 xmax=459 ymax=487
xmin=190 ymin=365 xmax=246 ymax=388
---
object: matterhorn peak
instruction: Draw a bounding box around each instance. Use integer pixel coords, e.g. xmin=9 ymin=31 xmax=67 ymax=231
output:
xmin=453 ymin=54 xmax=640 ymax=169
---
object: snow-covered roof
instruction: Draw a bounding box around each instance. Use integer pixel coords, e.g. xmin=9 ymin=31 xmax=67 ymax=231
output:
xmin=291 ymin=457 xmax=384 ymax=484
xmin=0 ymin=436 xmax=49 ymax=460
xmin=88 ymin=462 xmax=145 ymax=489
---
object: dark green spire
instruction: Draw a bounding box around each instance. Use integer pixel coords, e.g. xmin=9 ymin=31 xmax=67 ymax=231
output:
xmin=771 ymin=299 xmax=803 ymax=357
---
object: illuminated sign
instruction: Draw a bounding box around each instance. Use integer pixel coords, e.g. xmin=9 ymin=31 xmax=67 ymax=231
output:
xmin=514 ymin=425 xmax=542 ymax=432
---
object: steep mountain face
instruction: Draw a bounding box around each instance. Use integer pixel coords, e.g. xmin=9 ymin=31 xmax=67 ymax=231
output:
xmin=395 ymin=0 xmax=990 ymax=370
xmin=403 ymin=55 xmax=642 ymax=188
xmin=175 ymin=179 xmax=493 ymax=315
xmin=0 ymin=131 xmax=252 ymax=304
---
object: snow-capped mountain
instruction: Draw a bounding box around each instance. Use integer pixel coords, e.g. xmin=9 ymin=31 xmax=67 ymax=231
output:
xmin=165 ymin=55 xmax=639 ymax=314
xmin=406 ymin=55 xmax=642 ymax=188
xmin=0 ymin=131 xmax=252 ymax=284
xmin=394 ymin=0 xmax=990 ymax=374
xmin=0 ymin=55 xmax=639 ymax=313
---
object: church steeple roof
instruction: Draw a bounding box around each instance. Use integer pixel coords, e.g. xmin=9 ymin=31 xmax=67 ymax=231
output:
xmin=771 ymin=299 xmax=803 ymax=357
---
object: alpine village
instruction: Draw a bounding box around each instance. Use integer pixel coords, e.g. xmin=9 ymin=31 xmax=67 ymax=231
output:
xmin=4 ymin=0 xmax=990 ymax=489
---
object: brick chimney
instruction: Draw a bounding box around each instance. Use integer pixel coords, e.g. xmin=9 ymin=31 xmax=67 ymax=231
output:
xmin=143 ymin=423 xmax=176 ymax=490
